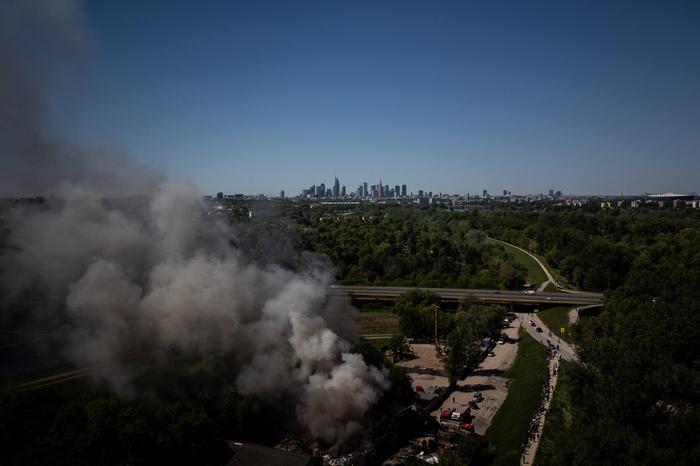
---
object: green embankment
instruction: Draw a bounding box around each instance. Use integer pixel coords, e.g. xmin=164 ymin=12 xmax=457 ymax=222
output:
xmin=536 ymin=306 xmax=573 ymax=343
xmin=0 ymin=364 xmax=76 ymax=390
xmin=486 ymin=328 xmax=549 ymax=466
xmin=491 ymin=240 xmax=547 ymax=287
xmin=542 ymin=282 xmax=558 ymax=293
xmin=366 ymin=338 xmax=393 ymax=350
xmin=534 ymin=360 xmax=573 ymax=466
xmin=533 ymin=253 xmax=574 ymax=290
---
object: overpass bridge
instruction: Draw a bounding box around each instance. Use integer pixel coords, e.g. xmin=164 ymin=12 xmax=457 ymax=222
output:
xmin=328 ymin=285 xmax=603 ymax=306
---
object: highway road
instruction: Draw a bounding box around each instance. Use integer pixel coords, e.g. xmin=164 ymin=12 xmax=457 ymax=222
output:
xmin=328 ymin=285 xmax=603 ymax=305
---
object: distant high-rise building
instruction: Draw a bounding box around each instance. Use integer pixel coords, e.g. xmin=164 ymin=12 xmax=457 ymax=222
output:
xmin=363 ymin=182 xmax=368 ymax=198
xmin=401 ymin=184 xmax=407 ymax=197
xmin=555 ymin=190 xmax=562 ymax=197
xmin=279 ymin=190 xmax=285 ymax=198
xmin=394 ymin=185 xmax=400 ymax=198
xmin=549 ymin=189 xmax=554 ymax=197
xmin=216 ymin=192 xmax=223 ymax=200
xmin=309 ymin=185 xmax=315 ymax=197
xmin=333 ymin=177 xmax=340 ymax=198
xmin=418 ymin=190 xmax=424 ymax=198
xmin=357 ymin=185 xmax=363 ymax=197
xmin=379 ymin=180 xmax=384 ymax=198
xmin=326 ymin=188 xmax=332 ymax=197
xmin=341 ymin=185 xmax=346 ymax=197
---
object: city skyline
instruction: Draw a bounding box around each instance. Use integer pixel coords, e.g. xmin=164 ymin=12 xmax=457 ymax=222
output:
xmin=6 ymin=0 xmax=700 ymax=197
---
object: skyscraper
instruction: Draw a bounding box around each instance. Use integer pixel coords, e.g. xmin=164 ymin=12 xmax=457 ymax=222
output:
xmin=401 ymin=184 xmax=407 ymax=197
xmin=341 ymin=185 xmax=346 ymax=197
xmin=363 ymin=182 xmax=368 ymax=198
xmin=394 ymin=185 xmax=400 ymax=198
xmin=379 ymin=180 xmax=383 ymax=198
xmin=333 ymin=177 xmax=340 ymax=198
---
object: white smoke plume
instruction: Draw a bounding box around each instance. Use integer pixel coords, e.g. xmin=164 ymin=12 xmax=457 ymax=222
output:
xmin=0 ymin=0 xmax=390 ymax=443
xmin=9 ymin=182 xmax=390 ymax=442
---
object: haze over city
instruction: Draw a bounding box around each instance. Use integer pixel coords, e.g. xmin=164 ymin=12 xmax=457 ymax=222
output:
xmin=29 ymin=0 xmax=700 ymax=197
xmin=2 ymin=2 xmax=700 ymax=465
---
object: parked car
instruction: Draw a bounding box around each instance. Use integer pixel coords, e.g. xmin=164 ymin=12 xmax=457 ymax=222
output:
xmin=488 ymin=351 xmax=496 ymax=357
xmin=459 ymin=423 xmax=475 ymax=433
xmin=471 ymin=392 xmax=484 ymax=402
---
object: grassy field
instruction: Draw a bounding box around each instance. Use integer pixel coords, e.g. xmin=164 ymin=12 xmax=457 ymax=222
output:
xmin=533 ymin=254 xmax=575 ymax=289
xmin=491 ymin=239 xmax=548 ymax=286
xmin=534 ymin=360 xmax=573 ymax=466
xmin=536 ymin=306 xmax=573 ymax=343
xmin=542 ymin=282 xmax=559 ymax=293
xmin=365 ymin=337 xmax=393 ymax=350
xmin=356 ymin=310 xmax=395 ymax=317
xmin=486 ymin=328 xmax=549 ymax=466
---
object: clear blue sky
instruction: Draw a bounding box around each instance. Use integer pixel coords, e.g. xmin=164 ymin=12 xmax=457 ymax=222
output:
xmin=52 ymin=0 xmax=700 ymax=196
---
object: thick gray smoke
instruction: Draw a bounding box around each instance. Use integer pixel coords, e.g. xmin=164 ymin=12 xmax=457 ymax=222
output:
xmin=0 ymin=0 xmax=161 ymax=197
xmin=1 ymin=0 xmax=389 ymax=443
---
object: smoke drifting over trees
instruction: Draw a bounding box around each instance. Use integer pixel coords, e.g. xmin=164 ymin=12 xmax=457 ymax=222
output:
xmin=1 ymin=0 xmax=389 ymax=443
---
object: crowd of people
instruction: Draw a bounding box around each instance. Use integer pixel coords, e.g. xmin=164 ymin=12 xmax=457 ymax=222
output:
xmin=520 ymin=348 xmax=560 ymax=464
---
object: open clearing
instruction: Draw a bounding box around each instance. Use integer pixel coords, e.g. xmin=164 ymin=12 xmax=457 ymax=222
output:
xmin=536 ymin=306 xmax=573 ymax=343
xmin=490 ymin=239 xmax=547 ymax=286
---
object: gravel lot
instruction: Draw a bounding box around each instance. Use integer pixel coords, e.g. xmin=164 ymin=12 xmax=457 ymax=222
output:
xmin=432 ymin=323 xmax=520 ymax=434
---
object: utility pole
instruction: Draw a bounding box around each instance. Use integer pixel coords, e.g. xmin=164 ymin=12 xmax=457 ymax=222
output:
xmin=433 ymin=304 xmax=440 ymax=349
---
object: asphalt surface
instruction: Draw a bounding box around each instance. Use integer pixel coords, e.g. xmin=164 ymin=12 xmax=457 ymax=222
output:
xmin=516 ymin=313 xmax=576 ymax=362
xmin=329 ymin=285 xmax=603 ymax=305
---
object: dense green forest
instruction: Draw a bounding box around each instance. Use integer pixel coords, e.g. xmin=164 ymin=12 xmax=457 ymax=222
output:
xmin=297 ymin=204 xmax=700 ymax=465
xmin=295 ymin=207 xmax=527 ymax=289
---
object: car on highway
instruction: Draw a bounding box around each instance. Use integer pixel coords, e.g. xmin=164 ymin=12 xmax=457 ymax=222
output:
xmin=536 ymin=327 xmax=543 ymax=333
xmin=523 ymin=290 xmax=535 ymax=295
xmin=529 ymin=320 xmax=536 ymax=326
xmin=488 ymin=351 xmax=496 ymax=357
xmin=546 ymin=297 xmax=553 ymax=300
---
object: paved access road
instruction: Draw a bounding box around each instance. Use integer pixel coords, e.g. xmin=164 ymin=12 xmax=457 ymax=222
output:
xmin=516 ymin=314 xmax=576 ymax=362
